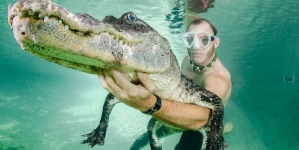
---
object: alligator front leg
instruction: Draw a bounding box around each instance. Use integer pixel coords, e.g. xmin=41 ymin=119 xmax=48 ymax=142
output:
xmin=81 ymin=93 xmax=119 ymax=147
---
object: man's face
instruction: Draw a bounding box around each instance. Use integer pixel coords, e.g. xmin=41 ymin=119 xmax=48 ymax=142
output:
xmin=186 ymin=22 xmax=217 ymax=65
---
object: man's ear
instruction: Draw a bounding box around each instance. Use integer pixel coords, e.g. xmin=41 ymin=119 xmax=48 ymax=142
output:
xmin=214 ymin=38 xmax=220 ymax=48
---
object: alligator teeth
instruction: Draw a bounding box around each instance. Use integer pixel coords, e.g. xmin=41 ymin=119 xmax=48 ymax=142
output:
xmin=76 ymin=31 xmax=84 ymax=35
xmin=119 ymin=40 xmax=123 ymax=45
xmin=64 ymin=25 xmax=69 ymax=30
xmin=8 ymin=4 xmax=11 ymax=10
xmin=58 ymin=20 xmax=62 ymax=24
xmin=44 ymin=16 xmax=49 ymax=22
xmin=32 ymin=4 xmax=38 ymax=12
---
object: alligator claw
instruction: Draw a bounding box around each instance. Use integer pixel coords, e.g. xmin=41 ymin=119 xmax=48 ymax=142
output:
xmin=80 ymin=130 xmax=105 ymax=147
xmin=81 ymin=131 xmax=95 ymax=137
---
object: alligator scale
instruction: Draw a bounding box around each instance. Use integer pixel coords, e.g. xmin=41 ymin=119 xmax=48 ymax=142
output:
xmin=8 ymin=0 xmax=225 ymax=149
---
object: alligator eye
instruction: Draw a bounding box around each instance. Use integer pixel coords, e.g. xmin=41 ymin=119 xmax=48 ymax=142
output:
xmin=127 ymin=13 xmax=136 ymax=22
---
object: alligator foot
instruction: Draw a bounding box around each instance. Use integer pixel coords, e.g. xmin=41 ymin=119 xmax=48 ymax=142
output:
xmin=81 ymin=93 xmax=119 ymax=147
xmin=81 ymin=127 xmax=105 ymax=147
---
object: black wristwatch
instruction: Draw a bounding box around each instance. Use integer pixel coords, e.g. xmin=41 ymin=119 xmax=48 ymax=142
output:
xmin=142 ymin=95 xmax=162 ymax=115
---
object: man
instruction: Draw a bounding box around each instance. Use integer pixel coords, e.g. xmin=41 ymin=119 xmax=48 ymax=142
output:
xmin=175 ymin=15 xmax=232 ymax=149
xmin=98 ymin=15 xmax=232 ymax=149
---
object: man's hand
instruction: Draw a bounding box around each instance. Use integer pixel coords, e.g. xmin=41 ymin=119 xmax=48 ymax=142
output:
xmin=98 ymin=68 xmax=156 ymax=111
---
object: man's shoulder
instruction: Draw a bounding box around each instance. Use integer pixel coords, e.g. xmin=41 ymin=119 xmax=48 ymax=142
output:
xmin=207 ymin=60 xmax=231 ymax=84
xmin=203 ymin=72 xmax=231 ymax=87
xmin=202 ymin=72 xmax=231 ymax=100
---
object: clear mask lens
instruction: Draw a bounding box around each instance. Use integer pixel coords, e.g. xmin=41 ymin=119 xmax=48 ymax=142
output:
xmin=182 ymin=31 xmax=215 ymax=49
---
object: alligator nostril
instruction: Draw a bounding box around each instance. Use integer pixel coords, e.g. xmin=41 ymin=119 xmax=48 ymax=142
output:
xmin=21 ymin=32 xmax=26 ymax=35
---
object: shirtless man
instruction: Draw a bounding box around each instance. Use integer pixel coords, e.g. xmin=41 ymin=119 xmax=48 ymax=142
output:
xmin=175 ymin=15 xmax=232 ymax=149
xmin=98 ymin=15 xmax=232 ymax=149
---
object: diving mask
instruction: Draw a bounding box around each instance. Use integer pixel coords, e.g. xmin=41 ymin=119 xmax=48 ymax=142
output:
xmin=182 ymin=30 xmax=217 ymax=49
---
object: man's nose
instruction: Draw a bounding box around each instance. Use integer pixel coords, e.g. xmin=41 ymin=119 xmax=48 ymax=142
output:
xmin=192 ymin=40 xmax=202 ymax=49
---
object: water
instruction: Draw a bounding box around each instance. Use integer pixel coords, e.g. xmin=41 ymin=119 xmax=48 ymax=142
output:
xmin=1 ymin=0 xmax=299 ymax=150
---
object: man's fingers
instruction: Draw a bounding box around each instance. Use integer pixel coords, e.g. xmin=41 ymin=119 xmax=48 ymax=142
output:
xmin=98 ymin=69 xmax=117 ymax=95
xmin=100 ymin=69 xmax=154 ymax=100
xmin=137 ymin=72 xmax=155 ymax=92
xmin=103 ymin=69 xmax=127 ymax=98
xmin=98 ymin=69 xmax=109 ymax=88
xmin=109 ymin=69 xmax=136 ymax=92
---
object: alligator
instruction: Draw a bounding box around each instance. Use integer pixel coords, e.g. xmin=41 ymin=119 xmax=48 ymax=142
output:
xmin=8 ymin=0 xmax=225 ymax=149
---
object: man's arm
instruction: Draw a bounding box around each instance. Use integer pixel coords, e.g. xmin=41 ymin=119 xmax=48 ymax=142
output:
xmin=154 ymin=73 xmax=231 ymax=130
xmin=98 ymin=68 xmax=210 ymax=130
xmin=151 ymin=97 xmax=211 ymax=130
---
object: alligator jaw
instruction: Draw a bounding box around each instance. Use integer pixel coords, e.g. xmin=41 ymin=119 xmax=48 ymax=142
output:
xmin=8 ymin=0 xmax=171 ymax=76
xmin=7 ymin=0 xmax=143 ymax=48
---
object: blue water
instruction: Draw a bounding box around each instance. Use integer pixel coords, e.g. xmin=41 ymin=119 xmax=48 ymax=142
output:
xmin=1 ymin=0 xmax=299 ymax=150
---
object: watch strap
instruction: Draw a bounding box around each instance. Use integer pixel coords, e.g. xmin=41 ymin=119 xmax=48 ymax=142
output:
xmin=142 ymin=95 xmax=162 ymax=115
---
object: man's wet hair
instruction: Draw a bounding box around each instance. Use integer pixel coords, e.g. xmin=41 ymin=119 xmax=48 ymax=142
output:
xmin=184 ymin=15 xmax=218 ymax=35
